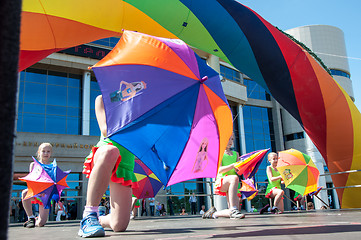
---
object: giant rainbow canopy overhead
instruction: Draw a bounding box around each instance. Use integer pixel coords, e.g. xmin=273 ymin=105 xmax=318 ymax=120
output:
xmin=20 ymin=0 xmax=361 ymax=208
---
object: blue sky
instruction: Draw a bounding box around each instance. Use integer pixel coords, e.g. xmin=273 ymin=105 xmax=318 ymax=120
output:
xmin=239 ymin=0 xmax=361 ymax=112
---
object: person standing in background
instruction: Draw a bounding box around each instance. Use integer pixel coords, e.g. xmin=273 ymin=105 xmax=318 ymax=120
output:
xmin=149 ymin=198 xmax=155 ymax=216
xmin=189 ymin=192 xmax=197 ymax=215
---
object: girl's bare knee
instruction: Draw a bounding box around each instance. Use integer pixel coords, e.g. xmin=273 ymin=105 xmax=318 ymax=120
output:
xmin=229 ymin=175 xmax=239 ymax=183
xmin=111 ymin=221 xmax=128 ymax=232
xmin=95 ymin=145 xmax=119 ymax=165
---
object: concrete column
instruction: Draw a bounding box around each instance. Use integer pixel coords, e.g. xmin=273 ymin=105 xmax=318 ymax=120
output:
xmin=82 ymin=71 xmax=91 ymax=136
xmin=271 ymin=99 xmax=285 ymax=151
xmin=237 ymin=104 xmax=247 ymax=155
xmin=305 ymin=135 xmax=329 ymax=209
xmin=207 ymin=55 xmax=220 ymax=73
xmin=237 ymin=104 xmax=251 ymax=212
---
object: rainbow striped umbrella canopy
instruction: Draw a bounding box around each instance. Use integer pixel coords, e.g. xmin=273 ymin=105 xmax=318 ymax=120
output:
xmin=19 ymin=0 xmax=361 ymax=208
xmin=277 ymin=149 xmax=320 ymax=196
xmin=91 ymin=31 xmax=232 ymax=186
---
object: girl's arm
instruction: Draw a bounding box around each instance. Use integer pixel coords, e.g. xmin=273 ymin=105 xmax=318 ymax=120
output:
xmin=218 ymin=163 xmax=236 ymax=174
xmin=266 ymin=166 xmax=283 ymax=182
xmin=29 ymin=162 xmax=35 ymax=172
xmin=95 ymin=95 xmax=107 ymax=137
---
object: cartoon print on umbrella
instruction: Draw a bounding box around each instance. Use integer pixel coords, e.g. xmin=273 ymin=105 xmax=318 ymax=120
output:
xmin=19 ymin=157 xmax=70 ymax=209
xmin=110 ymin=80 xmax=147 ymax=102
xmin=192 ymin=137 xmax=209 ymax=173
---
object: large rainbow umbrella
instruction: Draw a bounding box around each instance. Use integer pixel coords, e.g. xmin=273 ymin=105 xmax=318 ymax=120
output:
xmin=19 ymin=157 xmax=70 ymax=209
xmin=19 ymin=0 xmax=361 ymax=208
xmin=277 ymin=149 xmax=320 ymax=196
xmin=91 ymin=30 xmax=233 ymax=187
xmin=234 ymin=149 xmax=269 ymax=179
xmin=133 ymin=159 xmax=163 ymax=199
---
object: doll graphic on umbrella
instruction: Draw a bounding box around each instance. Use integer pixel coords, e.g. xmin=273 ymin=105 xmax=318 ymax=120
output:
xmin=110 ymin=80 xmax=147 ymax=102
xmin=193 ymin=137 xmax=209 ymax=173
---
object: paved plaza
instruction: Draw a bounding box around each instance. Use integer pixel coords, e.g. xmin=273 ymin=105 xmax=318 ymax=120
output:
xmin=8 ymin=209 xmax=361 ymax=240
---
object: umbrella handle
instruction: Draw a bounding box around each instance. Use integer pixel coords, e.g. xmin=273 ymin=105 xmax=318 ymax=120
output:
xmin=283 ymin=194 xmax=297 ymax=206
xmin=314 ymin=195 xmax=330 ymax=208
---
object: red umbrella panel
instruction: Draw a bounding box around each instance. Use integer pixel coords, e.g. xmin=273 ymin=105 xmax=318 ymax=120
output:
xmin=19 ymin=157 xmax=70 ymax=209
xmin=132 ymin=159 xmax=163 ymax=199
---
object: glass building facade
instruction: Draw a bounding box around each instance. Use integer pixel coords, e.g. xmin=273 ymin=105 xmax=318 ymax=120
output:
xmin=17 ymin=68 xmax=82 ymax=135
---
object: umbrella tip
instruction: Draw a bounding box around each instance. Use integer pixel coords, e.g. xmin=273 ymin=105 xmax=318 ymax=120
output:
xmin=200 ymin=76 xmax=208 ymax=83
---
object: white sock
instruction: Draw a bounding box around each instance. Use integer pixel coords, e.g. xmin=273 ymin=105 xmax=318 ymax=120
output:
xmin=83 ymin=206 xmax=99 ymax=218
xmin=28 ymin=215 xmax=35 ymax=220
xmin=230 ymin=206 xmax=238 ymax=210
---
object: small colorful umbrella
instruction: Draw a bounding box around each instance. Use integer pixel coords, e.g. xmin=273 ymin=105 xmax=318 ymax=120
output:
xmin=132 ymin=159 xmax=163 ymax=199
xmin=240 ymin=178 xmax=258 ymax=201
xmin=234 ymin=149 xmax=269 ymax=179
xmin=277 ymin=149 xmax=320 ymax=196
xmin=19 ymin=157 xmax=70 ymax=209
xmin=91 ymin=30 xmax=233 ymax=187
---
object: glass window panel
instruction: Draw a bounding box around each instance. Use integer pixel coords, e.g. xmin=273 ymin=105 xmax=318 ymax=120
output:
xmin=68 ymin=74 xmax=81 ymax=87
xmin=24 ymin=82 xmax=46 ymax=104
xmin=67 ymin=173 xmax=80 ymax=181
xmin=263 ymin=121 xmax=270 ymax=134
xmin=46 ymin=105 xmax=67 ymax=116
xmin=47 ymin=71 xmax=67 ymax=86
xmin=64 ymin=190 xmax=79 ymax=197
xmin=90 ymin=118 xmax=100 ymax=136
xmin=67 ymin=107 xmax=80 ymax=117
xmin=67 ymin=87 xmax=80 ymax=107
xmin=67 ymin=117 xmax=80 ymax=135
xmin=184 ymin=181 xmax=197 ymax=192
xmin=251 ymin=107 xmax=262 ymax=119
xmin=18 ymin=81 xmax=24 ymax=103
xmin=264 ymin=141 xmax=272 ymax=149
xmin=243 ymin=106 xmax=251 ymax=119
xmin=18 ymin=103 xmax=23 ymax=114
xmin=259 ymin=91 xmax=266 ymax=100
xmin=16 ymin=115 xmax=22 ymax=132
xmin=243 ymin=120 xmax=252 ymax=133
xmin=19 ymin=71 xmax=25 ymax=82
xmin=264 ymin=134 xmax=271 ymax=141
xmin=261 ymin=108 xmax=268 ymax=120
xmin=246 ymin=139 xmax=254 ymax=152
xmin=25 ymin=69 xmax=47 ymax=83
xmin=252 ymin=120 xmax=263 ymax=133
xmin=255 ymin=140 xmax=265 ymax=150
xmin=90 ymin=80 xmax=100 ymax=90
xmin=253 ymin=133 xmax=265 ymax=140
xmin=169 ymin=182 xmax=184 ymax=194
xmin=23 ymin=103 xmax=45 ymax=114
xmin=47 ymin=85 xmax=67 ymax=106
xmin=45 ymin=115 xmax=66 ymax=134
xmin=22 ymin=113 xmax=45 ymax=132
